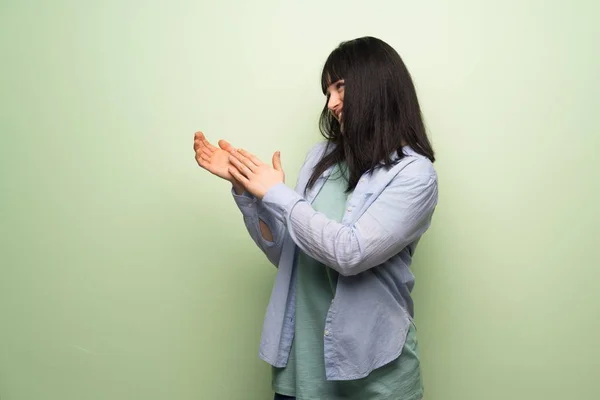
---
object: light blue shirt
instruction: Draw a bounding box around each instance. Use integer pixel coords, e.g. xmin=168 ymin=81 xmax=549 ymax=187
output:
xmin=232 ymin=141 xmax=438 ymax=381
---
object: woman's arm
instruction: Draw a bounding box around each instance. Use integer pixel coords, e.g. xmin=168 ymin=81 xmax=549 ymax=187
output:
xmin=260 ymin=160 xmax=438 ymax=276
xmin=194 ymin=131 xmax=286 ymax=266
xmin=231 ymin=184 xmax=286 ymax=267
xmin=233 ymin=182 xmax=273 ymax=241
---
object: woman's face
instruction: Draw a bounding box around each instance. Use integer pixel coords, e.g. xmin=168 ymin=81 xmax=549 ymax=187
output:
xmin=326 ymin=80 xmax=345 ymax=122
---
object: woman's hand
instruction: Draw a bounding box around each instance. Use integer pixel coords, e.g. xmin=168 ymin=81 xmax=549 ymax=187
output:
xmin=193 ymin=131 xmax=238 ymax=182
xmin=227 ymin=148 xmax=285 ymax=199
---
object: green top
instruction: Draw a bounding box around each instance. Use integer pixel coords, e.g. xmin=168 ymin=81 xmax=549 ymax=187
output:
xmin=272 ymin=164 xmax=424 ymax=400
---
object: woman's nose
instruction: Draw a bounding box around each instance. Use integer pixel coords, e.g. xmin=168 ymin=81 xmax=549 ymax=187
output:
xmin=328 ymin=93 xmax=341 ymax=112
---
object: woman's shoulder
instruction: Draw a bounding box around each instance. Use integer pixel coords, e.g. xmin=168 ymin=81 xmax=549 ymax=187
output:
xmin=297 ymin=141 xmax=334 ymax=171
xmin=404 ymin=152 xmax=437 ymax=176
xmin=300 ymin=141 xmax=437 ymax=181
xmin=306 ymin=140 xmax=332 ymax=159
xmin=397 ymin=146 xmax=437 ymax=179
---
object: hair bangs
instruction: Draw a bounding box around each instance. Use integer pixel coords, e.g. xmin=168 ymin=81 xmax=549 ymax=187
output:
xmin=321 ymin=47 xmax=348 ymax=94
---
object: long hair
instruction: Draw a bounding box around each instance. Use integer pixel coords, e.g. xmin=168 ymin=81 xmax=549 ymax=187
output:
xmin=306 ymin=36 xmax=435 ymax=193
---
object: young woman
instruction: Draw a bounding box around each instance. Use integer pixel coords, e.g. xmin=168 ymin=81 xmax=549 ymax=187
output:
xmin=194 ymin=36 xmax=438 ymax=400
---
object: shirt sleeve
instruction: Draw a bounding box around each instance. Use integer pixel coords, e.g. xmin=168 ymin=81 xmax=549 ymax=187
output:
xmin=230 ymin=141 xmax=328 ymax=267
xmin=231 ymin=188 xmax=286 ymax=267
xmin=260 ymin=164 xmax=438 ymax=276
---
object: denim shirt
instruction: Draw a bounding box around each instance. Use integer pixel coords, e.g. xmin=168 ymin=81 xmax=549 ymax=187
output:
xmin=232 ymin=141 xmax=438 ymax=381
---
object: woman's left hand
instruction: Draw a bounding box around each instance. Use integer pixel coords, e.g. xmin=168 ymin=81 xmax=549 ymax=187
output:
xmin=227 ymin=148 xmax=285 ymax=199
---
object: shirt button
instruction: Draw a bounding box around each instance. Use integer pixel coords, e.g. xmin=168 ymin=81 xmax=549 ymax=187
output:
xmin=347 ymin=207 xmax=352 ymax=212
xmin=324 ymin=330 xmax=330 ymax=336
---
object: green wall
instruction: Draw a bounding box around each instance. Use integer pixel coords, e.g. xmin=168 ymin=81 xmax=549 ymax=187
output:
xmin=1 ymin=1 xmax=598 ymax=399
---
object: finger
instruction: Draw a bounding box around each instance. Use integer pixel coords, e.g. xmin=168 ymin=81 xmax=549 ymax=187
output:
xmin=218 ymin=139 xmax=234 ymax=152
xmin=195 ymin=131 xmax=217 ymax=151
xmin=229 ymin=155 xmax=254 ymax=177
xmin=194 ymin=133 xmax=205 ymax=151
xmin=194 ymin=131 xmax=205 ymax=141
xmin=199 ymin=153 xmax=211 ymax=162
xmin=229 ymin=166 xmax=249 ymax=185
xmin=202 ymin=137 xmax=217 ymax=152
xmin=195 ymin=139 xmax=213 ymax=156
xmin=238 ymin=149 xmax=263 ymax=167
xmin=196 ymin=155 xmax=209 ymax=169
xmin=200 ymin=143 xmax=213 ymax=157
xmin=194 ymin=132 xmax=208 ymax=149
xmin=230 ymin=150 xmax=256 ymax=172
xmin=272 ymin=151 xmax=282 ymax=171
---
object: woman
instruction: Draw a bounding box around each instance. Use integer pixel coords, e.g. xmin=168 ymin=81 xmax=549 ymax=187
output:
xmin=194 ymin=36 xmax=437 ymax=400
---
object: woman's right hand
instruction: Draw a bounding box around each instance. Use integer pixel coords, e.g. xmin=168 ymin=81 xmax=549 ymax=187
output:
xmin=194 ymin=131 xmax=240 ymax=186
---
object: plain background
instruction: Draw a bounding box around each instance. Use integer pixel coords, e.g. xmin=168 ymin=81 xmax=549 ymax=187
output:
xmin=1 ymin=0 xmax=599 ymax=399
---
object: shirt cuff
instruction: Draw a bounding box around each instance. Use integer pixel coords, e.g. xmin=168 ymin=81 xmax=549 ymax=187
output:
xmin=261 ymin=183 xmax=304 ymax=222
xmin=231 ymin=187 xmax=259 ymax=218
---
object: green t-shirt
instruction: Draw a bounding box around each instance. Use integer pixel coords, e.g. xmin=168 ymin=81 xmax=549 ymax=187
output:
xmin=272 ymin=164 xmax=424 ymax=400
